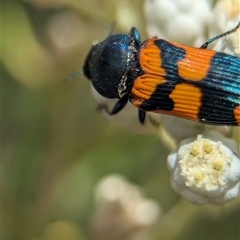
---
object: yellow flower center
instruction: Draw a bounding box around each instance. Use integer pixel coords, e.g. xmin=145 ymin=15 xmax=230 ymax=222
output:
xmin=179 ymin=135 xmax=228 ymax=191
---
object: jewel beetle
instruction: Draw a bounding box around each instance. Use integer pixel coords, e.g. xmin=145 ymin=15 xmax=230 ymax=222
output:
xmin=81 ymin=22 xmax=240 ymax=126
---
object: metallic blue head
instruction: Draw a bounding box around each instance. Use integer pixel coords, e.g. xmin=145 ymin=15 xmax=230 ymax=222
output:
xmin=83 ymin=28 xmax=141 ymax=99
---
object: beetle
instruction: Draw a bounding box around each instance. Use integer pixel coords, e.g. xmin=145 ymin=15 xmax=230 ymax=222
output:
xmin=81 ymin=22 xmax=240 ymax=125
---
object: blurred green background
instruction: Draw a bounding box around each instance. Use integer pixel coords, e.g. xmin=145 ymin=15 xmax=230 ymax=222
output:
xmin=2 ymin=0 xmax=240 ymax=240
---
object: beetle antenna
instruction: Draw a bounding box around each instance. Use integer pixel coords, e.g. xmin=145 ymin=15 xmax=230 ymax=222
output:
xmin=65 ymin=68 xmax=83 ymax=83
xmin=200 ymin=21 xmax=240 ymax=49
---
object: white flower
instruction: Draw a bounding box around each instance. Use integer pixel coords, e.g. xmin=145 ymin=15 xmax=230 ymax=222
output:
xmin=167 ymin=132 xmax=240 ymax=204
xmin=144 ymin=0 xmax=213 ymax=46
xmin=94 ymin=174 xmax=161 ymax=225
xmin=92 ymin=174 xmax=161 ymax=239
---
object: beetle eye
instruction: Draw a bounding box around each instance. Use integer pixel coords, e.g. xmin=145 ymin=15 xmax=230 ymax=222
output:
xmin=83 ymin=44 xmax=99 ymax=81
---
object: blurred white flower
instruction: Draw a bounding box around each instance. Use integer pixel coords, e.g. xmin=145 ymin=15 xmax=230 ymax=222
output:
xmin=92 ymin=174 xmax=161 ymax=240
xmin=144 ymin=0 xmax=213 ymax=46
xmin=167 ymin=132 xmax=240 ymax=204
xmin=46 ymin=10 xmax=87 ymax=54
xmin=144 ymin=0 xmax=240 ymax=55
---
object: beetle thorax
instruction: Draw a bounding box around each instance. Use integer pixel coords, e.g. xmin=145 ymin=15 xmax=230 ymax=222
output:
xmin=117 ymin=41 xmax=138 ymax=98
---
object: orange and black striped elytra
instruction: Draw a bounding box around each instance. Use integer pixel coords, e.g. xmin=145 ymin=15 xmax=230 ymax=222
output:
xmin=82 ymin=22 xmax=240 ymax=126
